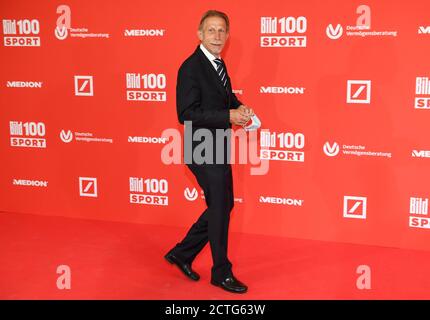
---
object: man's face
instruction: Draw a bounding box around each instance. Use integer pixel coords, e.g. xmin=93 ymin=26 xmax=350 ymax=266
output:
xmin=198 ymin=16 xmax=229 ymax=57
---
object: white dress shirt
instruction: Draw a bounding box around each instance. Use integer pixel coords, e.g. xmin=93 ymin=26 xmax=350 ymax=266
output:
xmin=199 ymin=43 xmax=221 ymax=71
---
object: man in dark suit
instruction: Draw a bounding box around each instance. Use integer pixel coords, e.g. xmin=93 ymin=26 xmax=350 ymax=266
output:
xmin=165 ymin=10 xmax=253 ymax=294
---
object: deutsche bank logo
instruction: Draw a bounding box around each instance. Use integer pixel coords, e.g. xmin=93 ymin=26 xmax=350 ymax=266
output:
xmin=347 ymin=80 xmax=371 ymax=104
xmin=74 ymin=75 xmax=93 ymax=96
xmin=343 ymin=196 xmax=367 ymax=219
xmin=79 ymin=177 xmax=97 ymax=197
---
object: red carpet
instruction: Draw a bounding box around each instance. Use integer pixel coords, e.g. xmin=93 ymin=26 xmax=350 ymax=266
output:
xmin=1 ymin=211 xmax=430 ymax=299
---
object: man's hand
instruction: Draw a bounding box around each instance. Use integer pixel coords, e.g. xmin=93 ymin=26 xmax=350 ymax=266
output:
xmin=229 ymin=108 xmax=250 ymax=126
xmin=237 ymin=105 xmax=254 ymax=117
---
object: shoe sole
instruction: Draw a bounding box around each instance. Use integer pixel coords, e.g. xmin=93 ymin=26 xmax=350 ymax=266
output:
xmin=210 ymin=280 xmax=248 ymax=294
xmin=165 ymin=254 xmax=200 ymax=281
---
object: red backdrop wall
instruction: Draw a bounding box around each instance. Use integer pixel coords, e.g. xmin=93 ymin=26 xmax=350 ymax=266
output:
xmin=2 ymin=0 xmax=430 ymax=250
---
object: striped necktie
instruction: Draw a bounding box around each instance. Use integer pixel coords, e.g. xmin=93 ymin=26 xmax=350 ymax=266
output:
xmin=213 ymin=58 xmax=228 ymax=89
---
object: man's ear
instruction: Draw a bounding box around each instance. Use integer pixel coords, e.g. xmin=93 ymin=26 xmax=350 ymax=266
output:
xmin=197 ymin=30 xmax=203 ymax=41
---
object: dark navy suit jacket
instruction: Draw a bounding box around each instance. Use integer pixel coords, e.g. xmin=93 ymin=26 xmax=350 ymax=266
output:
xmin=176 ymin=45 xmax=242 ymax=164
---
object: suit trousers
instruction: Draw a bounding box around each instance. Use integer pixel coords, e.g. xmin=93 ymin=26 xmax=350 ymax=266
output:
xmin=173 ymin=163 xmax=234 ymax=282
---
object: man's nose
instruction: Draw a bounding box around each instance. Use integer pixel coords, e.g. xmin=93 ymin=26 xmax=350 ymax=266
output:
xmin=215 ymin=31 xmax=221 ymax=40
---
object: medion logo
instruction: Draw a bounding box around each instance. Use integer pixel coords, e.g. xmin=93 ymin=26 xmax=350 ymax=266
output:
xmin=124 ymin=29 xmax=165 ymax=37
xmin=418 ymin=26 xmax=430 ymax=34
xmin=128 ymin=136 xmax=168 ymax=144
xmin=412 ymin=150 xmax=430 ymax=158
xmin=13 ymin=179 xmax=48 ymax=187
xmin=7 ymin=81 xmax=43 ymax=88
xmin=260 ymin=86 xmax=305 ymax=94
xmin=259 ymin=196 xmax=303 ymax=206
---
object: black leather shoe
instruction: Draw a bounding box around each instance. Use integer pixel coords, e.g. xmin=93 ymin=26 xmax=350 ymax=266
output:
xmin=164 ymin=251 xmax=200 ymax=281
xmin=211 ymin=276 xmax=248 ymax=293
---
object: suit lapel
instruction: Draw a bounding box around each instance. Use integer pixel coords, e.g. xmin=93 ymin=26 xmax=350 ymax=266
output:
xmin=195 ymin=46 xmax=228 ymax=99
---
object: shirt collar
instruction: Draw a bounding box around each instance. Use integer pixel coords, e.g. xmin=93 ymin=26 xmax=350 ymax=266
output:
xmin=199 ymin=43 xmax=221 ymax=63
